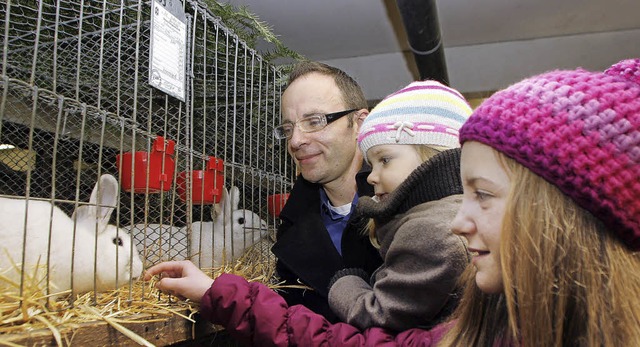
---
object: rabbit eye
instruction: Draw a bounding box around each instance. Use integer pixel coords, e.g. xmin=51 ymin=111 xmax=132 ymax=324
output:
xmin=238 ymin=217 xmax=245 ymax=225
xmin=113 ymin=237 xmax=124 ymax=246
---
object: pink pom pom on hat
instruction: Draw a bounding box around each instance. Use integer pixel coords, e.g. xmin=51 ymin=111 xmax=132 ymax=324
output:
xmin=459 ymin=58 xmax=640 ymax=250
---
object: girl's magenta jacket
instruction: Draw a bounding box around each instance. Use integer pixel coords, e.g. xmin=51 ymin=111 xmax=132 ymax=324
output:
xmin=199 ymin=273 xmax=451 ymax=346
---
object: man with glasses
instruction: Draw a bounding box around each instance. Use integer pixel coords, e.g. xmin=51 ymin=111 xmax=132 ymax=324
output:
xmin=271 ymin=61 xmax=383 ymax=322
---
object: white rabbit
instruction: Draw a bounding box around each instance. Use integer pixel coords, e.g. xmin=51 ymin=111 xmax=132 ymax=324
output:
xmin=0 ymin=174 xmax=144 ymax=296
xmin=189 ymin=186 xmax=268 ymax=268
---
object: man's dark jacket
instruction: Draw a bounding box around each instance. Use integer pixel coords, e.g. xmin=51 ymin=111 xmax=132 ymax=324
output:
xmin=271 ymin=170 xmax=383 ymax=322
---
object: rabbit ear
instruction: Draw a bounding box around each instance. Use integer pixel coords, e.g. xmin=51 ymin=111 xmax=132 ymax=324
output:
xmin=73 ymin=174 xmax=119 ymax=233
xmin=211 ymin=204 xmax=221 ymax=220
xmin=229 ymin=186 xmax=240 ymax=210
xmin=221 ymin=186 xmax=232 ymax=220
xmin=93 ymin=174 xmax=119 ymax=224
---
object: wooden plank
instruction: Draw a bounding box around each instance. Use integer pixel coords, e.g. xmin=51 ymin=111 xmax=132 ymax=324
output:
xmin=1 ymin=311 xmax=240 ymax=346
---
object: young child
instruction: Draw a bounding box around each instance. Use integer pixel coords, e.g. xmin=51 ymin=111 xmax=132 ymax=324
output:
xmin=144 ymin=58 xmax=640 ymax=346
xmin=326 ymin=80 xmax=471 ymax=331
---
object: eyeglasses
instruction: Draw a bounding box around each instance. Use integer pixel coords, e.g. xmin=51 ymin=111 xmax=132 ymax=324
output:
xmin=273 ymin=109 xmax=358 ymax=140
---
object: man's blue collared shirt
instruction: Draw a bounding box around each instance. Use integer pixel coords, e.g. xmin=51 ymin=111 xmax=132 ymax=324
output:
xmin=319 ymin=188 xmax=359 ymax=256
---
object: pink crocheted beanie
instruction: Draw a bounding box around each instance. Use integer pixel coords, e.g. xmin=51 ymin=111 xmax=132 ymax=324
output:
xmin=459 ymin=58 xmax=640 ymax=250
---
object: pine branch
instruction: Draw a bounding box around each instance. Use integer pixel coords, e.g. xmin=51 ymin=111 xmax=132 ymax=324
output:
xmin=200 ymin=0 xmax=304 ymax=62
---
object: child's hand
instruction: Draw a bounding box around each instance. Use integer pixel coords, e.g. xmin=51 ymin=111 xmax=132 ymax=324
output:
xmin=144 ymin=260 xmax=214 ymax=302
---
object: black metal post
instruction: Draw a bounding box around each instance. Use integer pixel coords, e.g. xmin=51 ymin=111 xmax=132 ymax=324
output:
xmin=396 ymin=0 xmax=449 ymax=85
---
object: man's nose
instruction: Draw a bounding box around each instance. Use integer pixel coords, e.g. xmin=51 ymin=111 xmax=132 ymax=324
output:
xmin=288 ymin=125 xmax=308 ymax=148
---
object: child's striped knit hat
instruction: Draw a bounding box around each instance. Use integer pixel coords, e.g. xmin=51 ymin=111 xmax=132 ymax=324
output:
xmin=459 ymin=58 xmax=640 ymax=250
xmin=358 ymin=80 xmax=472 ymax=161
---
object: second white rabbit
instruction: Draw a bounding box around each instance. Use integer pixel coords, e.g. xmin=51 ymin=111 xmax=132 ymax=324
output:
xmin=189 ymin=186 xmax=268 ymax=268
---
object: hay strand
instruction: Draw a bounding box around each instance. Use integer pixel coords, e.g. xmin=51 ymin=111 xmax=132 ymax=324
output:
xmin=33 ymin=315 xmax=63 ymax=347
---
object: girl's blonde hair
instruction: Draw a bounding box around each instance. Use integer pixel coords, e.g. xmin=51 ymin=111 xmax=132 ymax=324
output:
xmin=439 ymin=149 xmax=640 ymax=346
xmin=365 ymin=144 xmax=442 ymax=248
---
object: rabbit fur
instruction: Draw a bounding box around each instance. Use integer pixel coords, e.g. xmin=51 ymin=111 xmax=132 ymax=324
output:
xmin=189 ymin=186 xmax=268 ymax=268
xmin=0 ymin=174 xmax=143 ymax=296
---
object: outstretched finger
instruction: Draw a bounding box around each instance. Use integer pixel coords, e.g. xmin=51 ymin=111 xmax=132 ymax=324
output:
xmin=156 ymin=276 xmax=182 ymax=293
xmin=144 ymin=261 xmax=185 ymax=280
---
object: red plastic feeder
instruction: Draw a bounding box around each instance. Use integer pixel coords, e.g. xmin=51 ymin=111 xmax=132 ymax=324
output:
xmin=116 ymin=136 xmax=176 ymax=193
xmin=176 ymin=156 xmax=225 ymax=204
xmin=267 ymin=193 xmax=290 ymax=218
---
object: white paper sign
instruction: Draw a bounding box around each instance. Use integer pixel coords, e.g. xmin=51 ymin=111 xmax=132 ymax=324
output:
xmin=149 ymin=0 xmax=187 ymax=101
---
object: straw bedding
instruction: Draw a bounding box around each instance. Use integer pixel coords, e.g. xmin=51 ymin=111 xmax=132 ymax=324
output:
xmin=0 ymin=238 xmax=282 ymax=346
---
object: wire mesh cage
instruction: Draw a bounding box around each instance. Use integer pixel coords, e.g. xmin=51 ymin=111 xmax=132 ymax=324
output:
xmin=0 ymin=0 xmax=294 ymax=301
